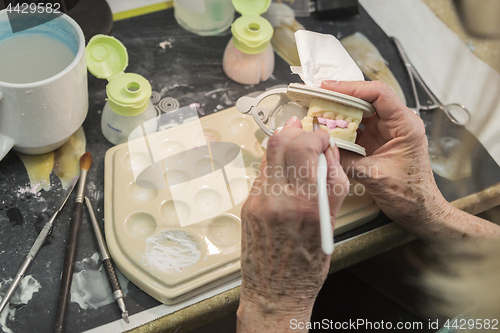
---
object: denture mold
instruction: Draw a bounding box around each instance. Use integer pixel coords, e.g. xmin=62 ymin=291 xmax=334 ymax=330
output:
xmin=237 ymin=83 xmax=375 ymax=156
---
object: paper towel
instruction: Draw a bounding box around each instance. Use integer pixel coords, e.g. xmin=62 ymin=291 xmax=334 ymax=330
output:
xmin=291 ymin=30 xmax=364 ymax=86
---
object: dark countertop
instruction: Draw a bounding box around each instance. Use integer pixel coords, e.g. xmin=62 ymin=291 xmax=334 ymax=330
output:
xmin=1 ymin=6 xmax=500 ymax=333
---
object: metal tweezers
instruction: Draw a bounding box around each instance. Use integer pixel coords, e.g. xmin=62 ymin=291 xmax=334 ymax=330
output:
xmin=392 ymin=36 xmax=471 ymax=126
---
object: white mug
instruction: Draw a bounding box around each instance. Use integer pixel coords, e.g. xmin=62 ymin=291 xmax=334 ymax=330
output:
xmin=0 ymin=9 xmax=88 ymax=160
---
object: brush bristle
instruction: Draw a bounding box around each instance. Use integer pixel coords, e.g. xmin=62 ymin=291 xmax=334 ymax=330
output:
xmin=312 ymin=116 xmax=320 ymax=131
xmin=80 ymin=151 xmax=93 ymax=171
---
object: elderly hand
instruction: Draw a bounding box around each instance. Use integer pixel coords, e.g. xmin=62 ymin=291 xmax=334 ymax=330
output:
xmin=321 ymin=80 xmax=500 ymax=244
xmin=237 ymin=117 xmax=349 ymax=333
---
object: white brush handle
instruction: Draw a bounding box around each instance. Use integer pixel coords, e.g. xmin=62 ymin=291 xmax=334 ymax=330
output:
xmin=318 ymin=153 xmax=334 ymax=255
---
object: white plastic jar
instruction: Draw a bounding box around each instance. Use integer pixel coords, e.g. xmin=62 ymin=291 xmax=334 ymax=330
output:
xmin=174 ymin=0 xmax=235 ymax=36
xmin=222 ymin=14 xmax=274 ymax=85
xmin=101 ymin=79 xmax=157 ymax=145
xmin=223 ymin=37 xmax=274 ymax=85
xmin=86 ymin=35 xmax=158 ymax=146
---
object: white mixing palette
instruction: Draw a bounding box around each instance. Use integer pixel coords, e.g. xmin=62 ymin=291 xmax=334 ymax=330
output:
xmin=104 ymin=106 xmax=379 ymax=304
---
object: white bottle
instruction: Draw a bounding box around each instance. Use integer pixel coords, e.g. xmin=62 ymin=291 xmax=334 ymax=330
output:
xmin=86 ymin=35 xmax=158 ymax=145
xmin=101 ymin=86 xmax=157 ymax=145
xmin=174 ymin=0 xmax=235 ymax=36
xmin=223 ymin=35 xmax=274 ymax=85
xmin=222 ymin=1 xmax=274 ymax=85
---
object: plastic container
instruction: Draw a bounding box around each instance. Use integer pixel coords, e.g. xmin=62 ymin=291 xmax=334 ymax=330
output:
xmin=174 ymin=0 xmax=235 ymax=36
xmin=222 ymin=0 xmax=274 ymax=85
xmin=86 ymin=35 xmax=158 ymax=145
xmin=101 ymin=89 xmax=157 ymax=145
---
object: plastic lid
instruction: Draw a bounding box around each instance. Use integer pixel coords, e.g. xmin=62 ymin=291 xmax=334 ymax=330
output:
xmin=106 ymin=73 xmax=152 ymax=116
xmin=231 ymin=15 xmax=273 ymax=54
xmin=86 ymin=34 xmax=128 ymax=80
xmin=287 ymin=83 xmax=375 ymax=118
xmin=331 ymin=138 xmax=366 ymax=156
xmin=232 ymin=0 xmax=271 ymax=15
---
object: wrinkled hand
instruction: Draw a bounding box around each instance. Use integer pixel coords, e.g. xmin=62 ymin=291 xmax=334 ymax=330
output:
xmin=321 ymin=80 xmax=448 ymax=230
xmin=237 ymin=117 xmax=349 ymax=332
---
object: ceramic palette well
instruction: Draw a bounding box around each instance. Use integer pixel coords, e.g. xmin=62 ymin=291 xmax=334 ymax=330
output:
xmin=104 ymin=106 xmax=379 ymax=304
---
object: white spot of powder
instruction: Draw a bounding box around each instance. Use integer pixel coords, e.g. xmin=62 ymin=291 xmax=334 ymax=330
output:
xmin=141 ymin=230 xmax=201 ymax=273
xmin=159 ymin=39 xmax=175 ymax=50
xmin=0 ymin=275 xmax=41 ymax=333
xmin=69 ymin=253 xmax=129 ymax=310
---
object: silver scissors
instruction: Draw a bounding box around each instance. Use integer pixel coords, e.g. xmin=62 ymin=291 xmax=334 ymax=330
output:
xmin=392 ymin=37 xmax=471 ymax=126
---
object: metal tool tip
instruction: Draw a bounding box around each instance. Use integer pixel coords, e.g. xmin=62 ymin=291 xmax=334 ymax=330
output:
xmin=312 ymin=116 xmax=320 ymax=131
xmin=122 ymin=311 xmax=130 ymax=324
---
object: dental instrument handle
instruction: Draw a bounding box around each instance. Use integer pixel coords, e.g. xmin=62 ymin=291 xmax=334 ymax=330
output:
xmin=318 ymin=153 xmax=334 ymax=255
xmin=84 ymin=197 xmax=129 ymax=323
xmin=391 ymin=37 xmax=422 ymax=114
xmin=312 ymin=116 xmax=334 ymax=255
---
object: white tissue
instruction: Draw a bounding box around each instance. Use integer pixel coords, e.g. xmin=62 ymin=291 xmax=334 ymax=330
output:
xmin=291 ymin=30 xmax=364 ymax=87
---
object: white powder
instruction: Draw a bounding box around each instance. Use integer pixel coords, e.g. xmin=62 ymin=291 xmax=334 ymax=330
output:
xmin=141 ymin=230 xmax=201 ymax=273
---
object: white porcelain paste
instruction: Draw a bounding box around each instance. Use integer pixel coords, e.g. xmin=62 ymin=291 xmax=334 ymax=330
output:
xmin=0 ymin=275 xmax=41 ymax=333
xmin=141 ymin=230 xmax=201 ymax=273
xmin=70 ymin=253 xmax=129 ymax=310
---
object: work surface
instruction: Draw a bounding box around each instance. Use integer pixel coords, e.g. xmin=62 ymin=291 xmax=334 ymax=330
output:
xmin=1 ymin=5 xmax=500 ymax=333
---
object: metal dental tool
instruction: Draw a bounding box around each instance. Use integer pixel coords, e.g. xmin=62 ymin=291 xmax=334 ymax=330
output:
xmin=313 ymin=116 xmax=335 ymax=255
xmin=0 ymin=176 xmax=79 ymax=315
xmin=392 ymin=36 xmax=471 ymax=126
xmin=84 ymin=197 xmax=129 ymax=323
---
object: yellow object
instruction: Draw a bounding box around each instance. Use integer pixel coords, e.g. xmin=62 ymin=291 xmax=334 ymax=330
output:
xmin=86 ymin=35 xmax=152 ymax=116
xmin=231 ymin=15 xmax=274 ymax=54
xmin=230 ymin=0 xmax=273 ymax=55
xmin=112 ymin=1 xmax=173 ymax=21
xmin=308 ymin=98 xmax=363 ymax=122
xmin=262 ymin=3 xmax=304 ymax=66
xmin=53 ymin=127 xmax=87 ymax=189
xmin=271 ymin=20 xmax=303 ymax=66
xmin=16 ymin=152 xmax=54 ymax=192
xmin=301 ymin=98 xmax=362 ymax=143
xmin=16 ymin=127 xmax=86 ymax=192
xmin=341 ymin=32 xmax=407 ymax=105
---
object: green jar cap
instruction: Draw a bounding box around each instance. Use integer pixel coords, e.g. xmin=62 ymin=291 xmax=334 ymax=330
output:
xmin=86 ymin=35 xmax=151 ymax=116
xmin=232 ymin=0 xmax=271 ymax=15
xmin=231 ymin=15 xmax=273 ymax=54
xmin=106 ymin=73 xmax=152 ymax=116
xmin=86 ymin=34 xmax=128 ymax=80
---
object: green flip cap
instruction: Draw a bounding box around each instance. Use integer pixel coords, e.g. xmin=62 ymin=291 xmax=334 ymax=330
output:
xmin=231 ymin=15 xmax=273 ymax=54
xmin=86 ymin=34 xmax=152 ymax=116
xmin=232 ymin=0 xmax=271 ymax=15
xmin=231 ymin=0 xmax=273 ymax=54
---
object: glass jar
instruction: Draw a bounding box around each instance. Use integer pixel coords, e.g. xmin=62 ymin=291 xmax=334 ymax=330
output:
xmin=223 ymin=37 xmax=274 ymax=85
xmin=174 ymin=0 xmax=235 ymax=36
xmin=222 ymin=15 xmax=274 ymax=85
